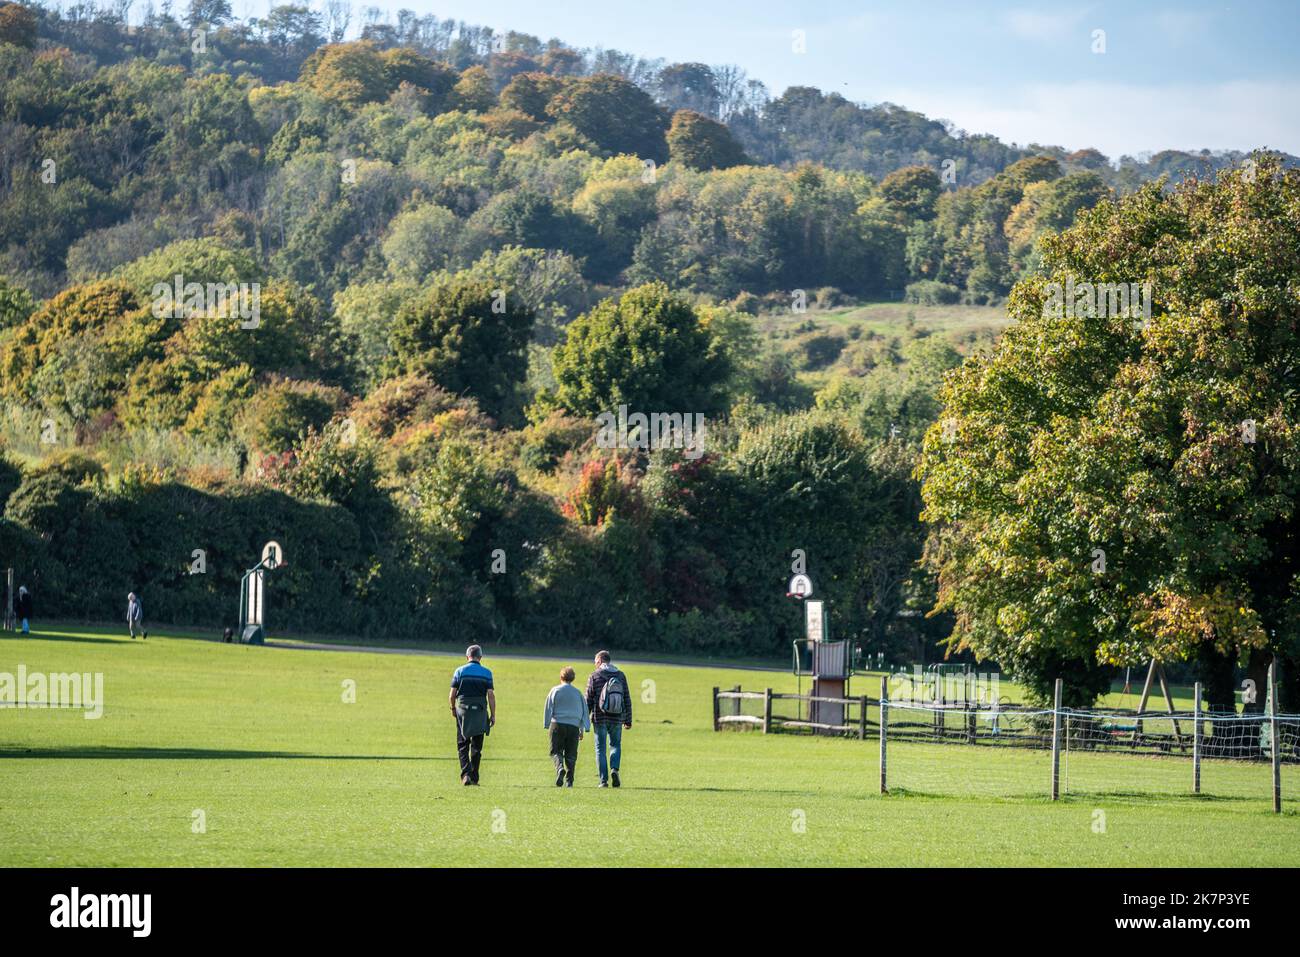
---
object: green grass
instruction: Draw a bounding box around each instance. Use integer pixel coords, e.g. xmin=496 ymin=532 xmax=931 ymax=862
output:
xmin=2 ymin=625 xmax=1296 ymax=866
xmin=758 ymin=301 xmax=1010 ymax=342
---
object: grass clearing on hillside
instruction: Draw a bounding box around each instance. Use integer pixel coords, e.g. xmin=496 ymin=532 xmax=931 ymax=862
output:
xmin=1 ymin=626 xmax=1295 ymax=867
xmin=758 ymin=301 xmax=1010 ymax=343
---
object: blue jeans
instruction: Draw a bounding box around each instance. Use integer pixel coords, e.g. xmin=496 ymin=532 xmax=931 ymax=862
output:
xmin=20 ymin=618 xmax=29 ymax=634
xmin=593 ymin=722 xmax=623 ymax=782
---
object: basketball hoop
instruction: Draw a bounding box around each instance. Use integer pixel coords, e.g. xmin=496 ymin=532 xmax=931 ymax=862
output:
xmin=261 ymin=541 xmax=284 ymax=570
xmin=239 ymin=542 xmax=287 ymax=645
xmin=787 ymin=573 xmax=813 ymax=600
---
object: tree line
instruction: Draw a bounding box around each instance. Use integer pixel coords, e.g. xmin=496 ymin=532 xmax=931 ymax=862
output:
xmin=1 ymin=5 xmax=1295 ymax=709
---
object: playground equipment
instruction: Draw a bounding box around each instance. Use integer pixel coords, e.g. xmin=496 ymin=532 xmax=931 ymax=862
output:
xmin=1131 ymin=659 xmax=1185 ymax=748
xmin=237 ymin=541 xmax=285 ymax=644
xmin=788 ymin=577 xmax=854 ymax=734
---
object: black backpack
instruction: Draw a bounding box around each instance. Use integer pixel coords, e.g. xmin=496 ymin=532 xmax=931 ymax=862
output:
xmin=598 ymin=672 xmax=626 ymax=716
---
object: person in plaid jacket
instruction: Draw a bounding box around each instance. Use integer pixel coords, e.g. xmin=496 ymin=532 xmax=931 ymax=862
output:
xmin=585 ymin=650 xmax=632 ymax=787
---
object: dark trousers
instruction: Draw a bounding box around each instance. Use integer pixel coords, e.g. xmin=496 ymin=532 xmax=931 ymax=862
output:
xmin=549 ymin=722 xmax=580 ymax=784
xmin=456 ymin=720 xmax=484 ymax=783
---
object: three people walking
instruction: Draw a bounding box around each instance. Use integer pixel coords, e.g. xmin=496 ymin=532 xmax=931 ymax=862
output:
xmin=448 ymin=647 xmax=633 ymax=788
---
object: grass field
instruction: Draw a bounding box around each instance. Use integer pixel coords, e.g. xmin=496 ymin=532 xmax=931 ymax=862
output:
xmin=2 ymin=625 xmax=1296 ymax=867
xmin=758 ymin=301 xmax=1010 ymax=342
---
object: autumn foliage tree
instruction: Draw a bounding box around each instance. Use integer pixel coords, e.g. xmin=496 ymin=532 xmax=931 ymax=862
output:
xmin=564 ymin=456 xmax=641 ymax=526
xmin=545 ymin=73 xmax=669 ymax=163
xmin=666 ymin=110 xmax=750 ymax=171
xmin=918 ymin=155 xmax=1300 ymax=710
xmin=0 ymin=2 xmax=37 ymax=48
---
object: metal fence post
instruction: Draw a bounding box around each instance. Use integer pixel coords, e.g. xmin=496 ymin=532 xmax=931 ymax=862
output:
xmin=859 ymin=695 xmax=868 ymax=740
xmin=712 ymin=686 xmax=719 ymax=732
xmin=879 ymin=675 xmax=888 ymax=794
xmin=1051 ymin=678 xmax=1063 ymax=801
xmin=763 ymin=688 xmax=772 ymax=735
xmin=3 ymin=568 xmax=13 ymax=632
xmin=1193 ymin=681 xmax=1202 ymax=795
xmin=1270 ymin=661 xmax=1281 ymax=814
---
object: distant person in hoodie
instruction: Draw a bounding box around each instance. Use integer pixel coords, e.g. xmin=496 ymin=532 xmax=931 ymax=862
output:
xmin=127 ymin=592 xmax=147 ymax=640
xmin=543 ymin=666 xmax=590 ymax=787
xmin=14 ymin=585 xmax=32 ymax=634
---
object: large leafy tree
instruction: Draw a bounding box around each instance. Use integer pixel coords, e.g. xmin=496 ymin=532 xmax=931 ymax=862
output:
xmin=545 ymin=73 xmax=668 ymax=163
xmin=386 ymin=277 xmax=533 ymax=421
xmin=542 ymin=282 xmax=731 ymax=418
xmin=918 ymin=155 xmax=1300 ymax=710
xmin=378 ymin=47 xmax=456 ymax=112
xmin=0 ymin=2 xmax=37 ymax=48
xmin=303 ymin=40 xmax=388 ymax=107
xmin=666 ymin=110 xmax=750 ymax=172
xmin=879 ymin=165 xmax=942 ymax=221
xmin=499 ymin=71 xmax=567 ymax=121
xmin=0 ymin=281 xmax=142 ymax=405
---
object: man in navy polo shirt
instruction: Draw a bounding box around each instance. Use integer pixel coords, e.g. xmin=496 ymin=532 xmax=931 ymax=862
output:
xmin=449 ymin=645 xmax=496 ymax=785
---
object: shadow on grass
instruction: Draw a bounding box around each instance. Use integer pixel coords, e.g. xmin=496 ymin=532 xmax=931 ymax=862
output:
xmin=0 ymin=745 xmax=447 ymax=761
xmin=1 ymin=632 xmax=123 ymax=646
xmin=501 ymin=783 xmax=827 ymax=797
xmin=1064 ymin=789 xmax=1262 ymax=804
xmin=879 ymin=787 xmax=1266 ymax=806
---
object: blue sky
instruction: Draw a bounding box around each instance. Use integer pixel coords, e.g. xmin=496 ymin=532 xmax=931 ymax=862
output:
xmin=239 ymin=0 xmax=1300 ymax=158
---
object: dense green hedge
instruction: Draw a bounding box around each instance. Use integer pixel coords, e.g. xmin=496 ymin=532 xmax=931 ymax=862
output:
xmin=3 ymin=475 xmax=374 ymax=635
xmin=0 ymin=416 xmax=941 ymax=660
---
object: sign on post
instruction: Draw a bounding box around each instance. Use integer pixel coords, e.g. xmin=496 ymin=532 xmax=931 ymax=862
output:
xmin=244 ymin=569 xmax=264 ymax=626
xmin=805 ymin=599 xmax=825 ymax=644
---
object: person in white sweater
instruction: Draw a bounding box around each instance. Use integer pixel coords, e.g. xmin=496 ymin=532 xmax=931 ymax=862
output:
xmin=543 ymin=667 xmax=591 ymax=787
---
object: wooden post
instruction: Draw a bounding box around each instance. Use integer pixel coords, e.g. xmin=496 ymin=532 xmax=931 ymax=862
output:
xmin=1134 ymin=659 xmax=1157 ymax=743
xmin=1193 ymin=682 xmax=1202 ymax=795
xmin=1157 ymin=664 xmax=1185 ymax=750
xmin=1270 ymin=661 xmax=1281 ymax=814
xmin=1051 ymin=678 xmax=1063 ymax=801
xmin=879 ymin=676 xmax=888 ymax=794
xmin=712 ymin=686 xmax=719 ymax=732
xmin=858 ymin=695 xmax=867 ymax=740
xmin=763 ymin=687 xmax=772 ymax=735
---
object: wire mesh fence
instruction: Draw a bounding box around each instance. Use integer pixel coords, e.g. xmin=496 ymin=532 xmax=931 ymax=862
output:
xmin=714 ymin=682 xmax=1299 ymax=809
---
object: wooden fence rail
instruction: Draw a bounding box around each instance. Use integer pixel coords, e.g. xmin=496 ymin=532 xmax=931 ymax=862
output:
xmin=715 ymin=687 xmax=871 ymax=737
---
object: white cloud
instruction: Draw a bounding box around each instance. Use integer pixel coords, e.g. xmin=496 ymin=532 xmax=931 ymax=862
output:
xmin=873 ymin=80 xmax=1300 ymax=158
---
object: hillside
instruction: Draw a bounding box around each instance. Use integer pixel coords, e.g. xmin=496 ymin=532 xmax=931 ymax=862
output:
xmin=0 ymin=3 xmax=1295 ymax=693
